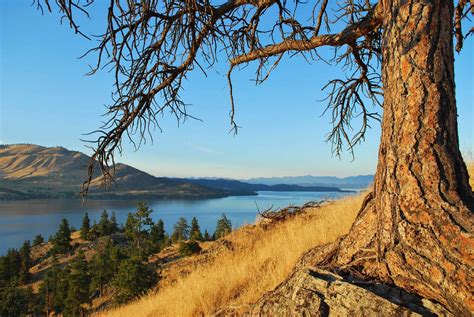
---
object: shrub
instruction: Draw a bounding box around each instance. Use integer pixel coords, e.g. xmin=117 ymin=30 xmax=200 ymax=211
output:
xmin=178 ymin=241 xmax=202 ymax=257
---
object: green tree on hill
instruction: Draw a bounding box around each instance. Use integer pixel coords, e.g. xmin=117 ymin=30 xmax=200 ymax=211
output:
xmin=190 ymin=217 xmax=203 ymax=241
xmin=108 ymin=211 xmax=119 ymax=234
xmin=90 ymin=239 xmax=124 ymax=296
xmin=51 ymin=218 xmax=72 ymax=254
xmin=0 ymin=249 xmax=21 ymax=287
xmin=97 ymin=210 xmax=111 ymax=237
xmin=0 ymin=283 xmax=31 ymax=317
xmin=150 ymin=219 xmax=167 ymax=252
xmin=33 ymin=234 xmax=44 ymax=247
xmin=203 ymin=230 xmax=211 ymax=241
xmin=171 ymin=217 xmax=190 ymax=242
xmin=215 ymin=214 xmax=232 ymax=239
xmin=64 ymin=251 xmax=91 ymax=316
xmin=18 ymin=240 xmax=32 ymax=285
xmin=124 ymin=203 xmax=154 ymax=256
xmin=43 ymin=258 xmax=69 ymax=315
xmin=81 ymin=212 xmax=91 ymax=240
xmin=112 ymin=258 xmax=158 ymax=304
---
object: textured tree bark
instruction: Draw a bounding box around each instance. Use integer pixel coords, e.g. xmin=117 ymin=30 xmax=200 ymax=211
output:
xmin=250 ymin=0 xmax=474 ymax=315
xmin=329 ymin=0 xmax=473 ymax=313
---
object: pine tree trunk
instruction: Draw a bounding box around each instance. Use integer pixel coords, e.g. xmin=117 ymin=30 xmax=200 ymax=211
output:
xmin=325 ymin=0 xmax=473 ymax=313
xmin=250 ymin=1 xmax=474 ymax=315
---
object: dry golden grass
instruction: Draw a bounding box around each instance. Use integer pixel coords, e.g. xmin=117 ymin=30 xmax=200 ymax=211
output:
xmin=99 ymin=194 xmax=365 ymax=317
xmin=99 ymin=163 xmax=474 ymax=317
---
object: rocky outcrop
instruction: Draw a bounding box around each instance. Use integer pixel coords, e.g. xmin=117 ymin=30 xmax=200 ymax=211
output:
xmin=246 ymin=267 xmax=450 ymax=316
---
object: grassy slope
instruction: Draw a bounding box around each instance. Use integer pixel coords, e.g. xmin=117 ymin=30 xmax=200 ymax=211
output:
xmin=101 ymin=163 xmax=474 ymax=317
xmin=99 ymin=194 xmax=364 ymax=316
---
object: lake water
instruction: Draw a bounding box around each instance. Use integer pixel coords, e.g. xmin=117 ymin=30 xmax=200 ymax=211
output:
xmin=0 ymin=191 xmax=354 ymax=254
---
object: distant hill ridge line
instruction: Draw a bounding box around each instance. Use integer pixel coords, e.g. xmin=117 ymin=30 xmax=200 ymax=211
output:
xmin=0 ymin=144 xmax=365 ymax=200
xmin=244 ymin=174 xmax=374 ymax=189
xmin=0 ymin=144 xmax=227 ymax=200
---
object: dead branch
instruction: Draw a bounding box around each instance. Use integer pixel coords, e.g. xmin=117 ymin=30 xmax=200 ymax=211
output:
xmin=258 ymin=200 xmax=329 ymax=225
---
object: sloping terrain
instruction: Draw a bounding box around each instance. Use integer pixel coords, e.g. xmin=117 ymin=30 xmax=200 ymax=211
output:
xmin=100 ymin=164 xmax=473 ymax=316
xmin=98 ymin=194 xmax=364 ymax=316
xmin=0 ymin=144 xmax=226 ymax=200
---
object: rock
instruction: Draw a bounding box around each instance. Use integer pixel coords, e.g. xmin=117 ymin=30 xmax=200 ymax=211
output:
xmin=246 ymin=268 xmax=450 ymax=316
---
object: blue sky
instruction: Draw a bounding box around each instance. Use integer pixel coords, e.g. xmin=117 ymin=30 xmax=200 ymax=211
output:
xmin=0 ymin=2 xmax=472 ymax=179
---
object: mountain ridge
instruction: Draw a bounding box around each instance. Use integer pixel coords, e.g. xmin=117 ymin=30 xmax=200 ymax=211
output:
xmin=244 ymin=174 xmax=373 ymax=189
xmin=0 ymin=144 xmax=227 ymax=200
xmin=0 ymin=144 xmax=355 ymax=200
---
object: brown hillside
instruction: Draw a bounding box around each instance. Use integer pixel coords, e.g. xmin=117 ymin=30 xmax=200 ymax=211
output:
xmin=0 ymin=144 xmax=225 ymax=199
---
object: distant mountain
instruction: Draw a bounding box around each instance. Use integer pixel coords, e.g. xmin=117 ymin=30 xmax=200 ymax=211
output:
xmin=244 ymin=175 xmax=373 ymax=189
xmin=175 ymin=178 xmax=350 ymax=194
xmin=0 ymin=144 xmax=226 ymax=200
xmin=0 ymin=144 xmax=355 ymax=200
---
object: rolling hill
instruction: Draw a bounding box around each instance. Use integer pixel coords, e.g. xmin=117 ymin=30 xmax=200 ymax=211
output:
xmin=0 ymin=144 xmax=350 ymax=200
xmin=0 ymin=144 xmax=226 ymax=200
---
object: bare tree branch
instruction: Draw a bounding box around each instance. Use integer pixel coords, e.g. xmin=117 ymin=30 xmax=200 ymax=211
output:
xmin=34 ymin=1 xmax=470 ymax=195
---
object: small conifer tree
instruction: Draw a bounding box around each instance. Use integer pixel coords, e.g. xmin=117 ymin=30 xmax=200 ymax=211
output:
xmin=171 ymin=217 xmax=190 ymax=242
xmin=52 ymin=219 xmax=72 ymax=254
xmin=18 ymin=240 xmax=31 ymax=285
xmin=80 ymin=212 xmax=91 ymax=240
xmin=108 ymin=211 xmax=119 ymax=234
xmin=33 ymin=234 xmax=44 ymax=247
xmin=97 ymin=210 xmax=110 ymax=237
xmin=203 ymin=229 xmax=211 ymax=241
xmin=215 ymin=214 xmax=232 ymax=239
xmin=190 ymin=217 xmax=203 ymax=241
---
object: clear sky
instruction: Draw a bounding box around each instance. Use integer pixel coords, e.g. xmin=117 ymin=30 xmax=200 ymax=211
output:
xmin=0 ymin=2 xmax=472 ymax=179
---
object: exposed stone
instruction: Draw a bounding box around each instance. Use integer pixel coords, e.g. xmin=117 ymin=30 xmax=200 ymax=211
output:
xmin=246 ymin=268 xmax=450 ymax=316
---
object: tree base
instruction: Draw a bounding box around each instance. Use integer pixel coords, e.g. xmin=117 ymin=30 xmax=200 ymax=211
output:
xmin=248 ymin=192 xmax=474 ymax=316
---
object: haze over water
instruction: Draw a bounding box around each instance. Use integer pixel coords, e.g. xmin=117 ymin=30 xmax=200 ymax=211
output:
xmin=0 ymin=191 xmax=354 ymax=254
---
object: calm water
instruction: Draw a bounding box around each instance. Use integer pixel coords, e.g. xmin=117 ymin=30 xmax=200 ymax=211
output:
xmin=0 ymin=191 xmax=353 ymax=254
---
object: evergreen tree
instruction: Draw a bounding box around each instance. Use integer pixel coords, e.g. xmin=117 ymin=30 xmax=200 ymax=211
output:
xmin=171 ymin=217 xmax=190 ymax=242
xmin=190 ymin=217 xmax=203 ymax=241
xmin=150 ymin=219 xmax=166 ymax=252
xmin=97 ymin=210 xmax=110 ymax=237
xmin=90 ymin=239 xmax=124 ymax=296
xmin=0 ymin=283 xmax=31 ymax=317
xmin=43 ymin=259 xmax=69 ymax=314
xmin=33 ymin=234 xmax=44 ymax=247
xmin=203 ymin=229 xmax=211 ymax=241
xmin=52 ymin=218 xmax=72 ymax=254
xmin=64 ymin=251 xmax=90 ymax=316
xmin=89 ymin=220 xmax=99 ymax=240
xmin=108 ymin=211 xmax=119 ymax=234
xmin=112 ymin=259 xmax=158 ymax=304
xmin=215 ymin=214 xmax=232 ymax=239
xmin=18 ymin=240 xmax=32 ymax=285
xmin=124 ymin=203 xmax=154 ymax=253
xmin=81 ymin=212 xmax=91 ymax=240
xmin=0 ymin=249 xmax=21 ymax=286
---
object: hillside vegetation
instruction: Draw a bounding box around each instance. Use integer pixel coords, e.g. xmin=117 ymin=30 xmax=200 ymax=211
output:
xmin=99 ymin=194 xmax=364 ymax=316
xmin=102 ymin=163 xmax=474 ymax=316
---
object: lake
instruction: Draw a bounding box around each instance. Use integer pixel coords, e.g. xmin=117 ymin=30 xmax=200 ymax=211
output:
xmin=0 ymin=191 xmax=354 ymax=254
